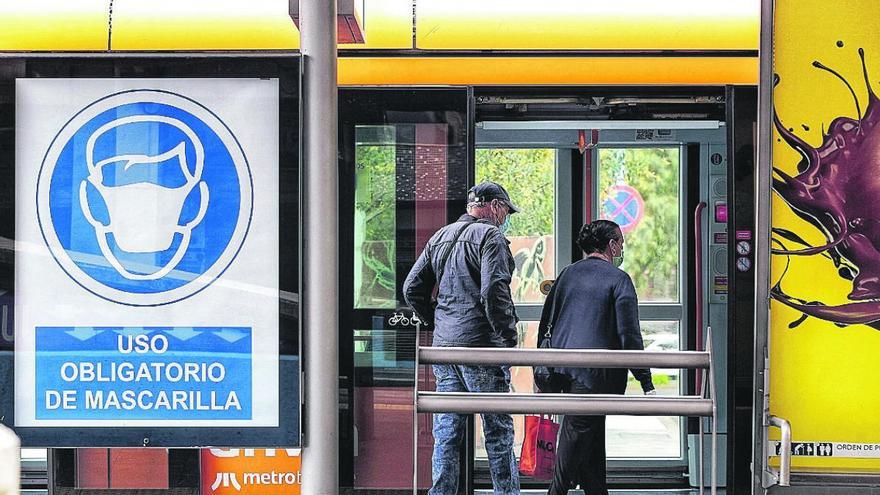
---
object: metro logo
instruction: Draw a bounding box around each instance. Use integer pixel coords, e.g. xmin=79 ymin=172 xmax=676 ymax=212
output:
xmin=211 ymin=472 xmax=242 ymax=492
xmin=201 ymin=449 xmax=301 ymax=495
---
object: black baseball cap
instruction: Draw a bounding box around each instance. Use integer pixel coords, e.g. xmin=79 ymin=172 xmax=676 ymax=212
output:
xmin=467 ymin=181 xmax=521 ymax=213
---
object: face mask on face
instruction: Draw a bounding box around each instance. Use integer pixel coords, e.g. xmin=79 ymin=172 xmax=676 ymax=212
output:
xmin=499 ymin=215 xmax=511 ymax=234
xmin=610 ymin=240 xmax=624 ymax=267
xmin=490 ymin=200 xmax=511 ymax=232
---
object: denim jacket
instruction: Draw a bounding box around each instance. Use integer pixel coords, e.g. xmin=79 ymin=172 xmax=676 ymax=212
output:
xmin=403 ymin=214 xmax=519 ymax=348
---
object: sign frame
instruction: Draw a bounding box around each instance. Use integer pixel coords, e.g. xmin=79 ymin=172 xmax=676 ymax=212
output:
xmin=0 ymin=54 xmax=302 ymax=447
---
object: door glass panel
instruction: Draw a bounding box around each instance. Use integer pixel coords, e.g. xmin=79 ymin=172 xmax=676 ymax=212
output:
xmin=353 ymin=327 xmax=432 ymax=488
xmin=610 ymin=320 xmax=681 ymax=459
xmin=354 ymin=126 xmax=397 ymax=309
xmin=598 ymin=147 xmax=681 ymax=303
xmin=341 ymin=88 xmax=470 ymax=493
xmin=475 ymin=149 xmax=556 ymax=304
xmin=474 ymin=321 xmax=539 ymax=460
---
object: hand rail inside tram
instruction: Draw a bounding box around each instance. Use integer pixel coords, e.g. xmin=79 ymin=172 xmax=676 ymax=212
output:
xmin=412 ymin=326 xmax=719 ymax=495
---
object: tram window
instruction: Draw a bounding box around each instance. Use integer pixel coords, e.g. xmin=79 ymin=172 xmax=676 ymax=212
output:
xmin=598 ymin=147 xmax=681 ymax=303
xmin=354 ymin=126 xmax=397 ymax=309
xmin=475 ymin=149 xmax=556 ymax=304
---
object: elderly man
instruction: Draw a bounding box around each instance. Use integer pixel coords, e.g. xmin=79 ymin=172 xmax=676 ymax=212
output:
xmin=404 ymin=181 xmax=521 ymax=495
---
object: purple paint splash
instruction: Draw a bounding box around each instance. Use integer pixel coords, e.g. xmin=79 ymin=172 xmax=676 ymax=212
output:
xmin=772 ymin=48 xmax=880 ymax=328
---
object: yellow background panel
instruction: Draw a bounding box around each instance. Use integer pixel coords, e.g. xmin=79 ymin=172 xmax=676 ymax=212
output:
xmin=415 ymin=0 xmax=758 ymax=50
xmin=0 ymin=0 xmax=109 ymax=51
xmin=111 ymin=0 xmax=297 ymax=51
xmin=0 ymin=1 xmax=761 ymax=53
xmin=339 ymin=0 xmax=412 ymax=49
xmin=111 ymin=0 xmax=411 ymax=51
xmin=339 ymin=56 xmax=757 ymax=86
xmin=770 ymin=0 xmax=880 ymax=472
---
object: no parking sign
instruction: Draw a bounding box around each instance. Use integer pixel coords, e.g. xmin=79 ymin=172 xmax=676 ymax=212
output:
xmin=602 ymin=184 xmax=645 ymax=233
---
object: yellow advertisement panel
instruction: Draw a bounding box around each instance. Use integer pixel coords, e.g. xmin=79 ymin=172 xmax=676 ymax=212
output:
xmin=771 ymin=0 xmax=880 ymax=471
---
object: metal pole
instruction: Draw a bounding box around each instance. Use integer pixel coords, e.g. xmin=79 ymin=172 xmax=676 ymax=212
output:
xmin=753 ymin=0 xmax=775 ymax=493
xmin=698 ymin=368 xmax=706 ymax=495
xmin=0 ymin=424 xmax=19 ymax=495
xmin=413 ymin=323 xmax=420 ymax=495
xmin=708 ymin=327 xmax=717 ymax=495
xmin=300 ymin=0 xmax=338 ymax=493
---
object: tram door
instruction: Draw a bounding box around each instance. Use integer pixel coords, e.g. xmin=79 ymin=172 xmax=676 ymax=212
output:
xmin=472 ymin=123 xmax=729 ymax=488
xmin=337 ymin=88 xmax=471 ymax=492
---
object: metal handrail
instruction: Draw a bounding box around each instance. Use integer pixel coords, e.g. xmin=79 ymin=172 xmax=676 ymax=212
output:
xmin=412 ymin=327 xmax=719 ymax=495
xmin=417 ymin=392 xmax=714 ymax=416
xmin=768 ymin=416 xmax=792 ymax=487
xmin=419 ymin=347 xmax=710 ymax=369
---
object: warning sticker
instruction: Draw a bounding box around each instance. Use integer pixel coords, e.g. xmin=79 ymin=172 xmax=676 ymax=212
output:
xmin=770 ymin=441 xmax=880 ymax=458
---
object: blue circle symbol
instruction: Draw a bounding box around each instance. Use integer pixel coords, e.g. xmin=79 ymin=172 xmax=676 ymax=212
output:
xmin=37 ymin=90 xmax=253 ymax=306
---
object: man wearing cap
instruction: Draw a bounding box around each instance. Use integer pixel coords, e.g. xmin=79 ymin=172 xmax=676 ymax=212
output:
xmin=404 ymin=181 xmax=521 ymax=495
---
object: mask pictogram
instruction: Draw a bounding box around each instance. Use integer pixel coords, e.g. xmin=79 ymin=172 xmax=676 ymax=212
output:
xmin=80 ymin=115 xmax=210 ymax=280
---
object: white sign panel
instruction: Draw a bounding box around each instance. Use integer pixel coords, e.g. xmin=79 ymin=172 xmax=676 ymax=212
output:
xmin=771 ymin=441 xmax=880 ymax=459
xmin=15 ymin=79 xmax=279 ymax=427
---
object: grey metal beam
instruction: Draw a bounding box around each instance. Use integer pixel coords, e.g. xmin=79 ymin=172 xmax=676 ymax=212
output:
xmin=300 ymin=0 xmax=338 ymax=494
xmin=417 ymin=392 xmax=714 ymax=416
xmin=480 ymin=120 xmax=722 ymax=130
xmin=418 ymin=346 xmax=710 ymax=369
xmin=753 ymin=0 xmax=774 ymax=493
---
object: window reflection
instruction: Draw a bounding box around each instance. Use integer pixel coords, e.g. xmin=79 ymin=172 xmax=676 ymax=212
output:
xmin=354 ymin=126 xmax=397 ymax=309
xmin=476 ymin=149 xmax=556 ymax=304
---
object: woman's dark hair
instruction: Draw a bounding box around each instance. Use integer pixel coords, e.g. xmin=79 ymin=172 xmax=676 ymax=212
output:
xmin=577 ymin=220 xmax=621 ymax=254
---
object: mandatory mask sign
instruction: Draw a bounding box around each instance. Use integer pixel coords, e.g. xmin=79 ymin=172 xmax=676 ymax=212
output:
xmin=14 ymin=79 xmax=280 ymax=427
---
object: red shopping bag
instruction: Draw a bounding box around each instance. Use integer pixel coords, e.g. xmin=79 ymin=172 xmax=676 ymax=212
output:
xmin=519 ymin=414 xmax=560 ymax=480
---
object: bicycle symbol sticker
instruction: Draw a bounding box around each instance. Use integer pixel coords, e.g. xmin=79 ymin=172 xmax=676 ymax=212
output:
xmin=388 ymin=311 xmax=422 ymax=327
xmin=36 ymin=89 xmax=254 ymax=306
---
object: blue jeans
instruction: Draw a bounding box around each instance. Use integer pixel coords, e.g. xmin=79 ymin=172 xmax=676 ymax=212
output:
xmin=431 ymin=364 xmax=519 ymax=495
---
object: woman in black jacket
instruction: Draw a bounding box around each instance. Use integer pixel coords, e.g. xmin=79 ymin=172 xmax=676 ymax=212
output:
xmin=541 ymin=220 xmax=655 ymax=495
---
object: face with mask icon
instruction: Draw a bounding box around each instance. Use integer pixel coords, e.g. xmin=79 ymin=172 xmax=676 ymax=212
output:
xmin=79 ymin=115 xmax=209 ymax=281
